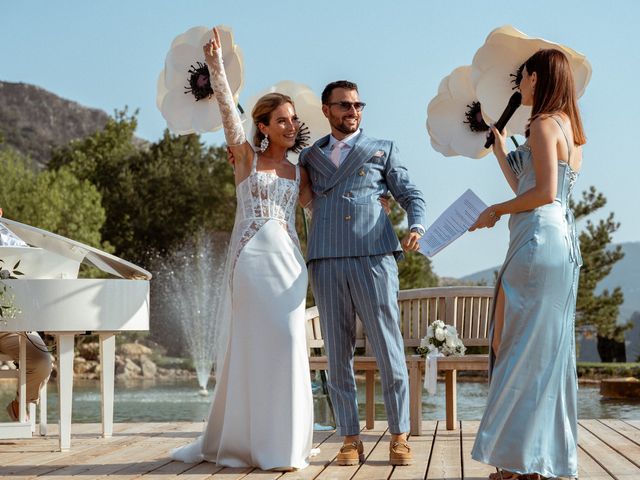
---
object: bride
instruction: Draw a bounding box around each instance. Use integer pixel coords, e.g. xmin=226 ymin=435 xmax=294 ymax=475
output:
xmin=170 ymin=26 xmax=314 ymax=471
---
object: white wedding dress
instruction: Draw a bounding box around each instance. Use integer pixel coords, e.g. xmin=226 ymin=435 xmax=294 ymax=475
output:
xmin=170 ymin=153 xmax=314 ymax=469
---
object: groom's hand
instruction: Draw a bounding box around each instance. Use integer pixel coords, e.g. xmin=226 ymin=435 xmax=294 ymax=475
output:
xmin=401 ymin=231 xmax=421 ymax=252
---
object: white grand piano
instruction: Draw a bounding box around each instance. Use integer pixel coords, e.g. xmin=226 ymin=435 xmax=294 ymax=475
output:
xmin=0 ymin=217 xmax=151 ymax=450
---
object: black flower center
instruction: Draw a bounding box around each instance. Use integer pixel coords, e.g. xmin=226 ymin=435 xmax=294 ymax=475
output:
xmin=464 ymin=101 xmax=489 ymax=132
xmin=291 ymin=122 xmax=311 ymax=153
xmin=511 ymin=63 xmax=524 ymax=90
xmin=185 ymin=62 xmax=214 ymax=101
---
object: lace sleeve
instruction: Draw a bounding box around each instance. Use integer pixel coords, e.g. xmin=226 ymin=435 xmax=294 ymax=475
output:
xmin=207 ymin=48 xmax=246 ymax=146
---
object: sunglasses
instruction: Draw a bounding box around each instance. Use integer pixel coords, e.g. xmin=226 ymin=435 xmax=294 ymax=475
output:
xmin=326 ymin=101 xmax=366 ymax=112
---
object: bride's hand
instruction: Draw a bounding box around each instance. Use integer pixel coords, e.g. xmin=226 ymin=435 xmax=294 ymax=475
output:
xmin=469 ymin=206 xmax=500 ymax=231
xmin=203 ymin=27 xmax=222 ymax=64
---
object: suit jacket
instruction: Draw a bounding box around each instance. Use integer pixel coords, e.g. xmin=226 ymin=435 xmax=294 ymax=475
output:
xmin=299 ymin=131 xmax=427 ymax=261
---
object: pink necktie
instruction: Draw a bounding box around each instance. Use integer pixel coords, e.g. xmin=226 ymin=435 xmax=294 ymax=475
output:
xmin=330 ymin=141 xmax=344 ymax=167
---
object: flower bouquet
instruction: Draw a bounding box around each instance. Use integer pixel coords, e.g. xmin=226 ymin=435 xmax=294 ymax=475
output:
xmin=417 ymin=320 xmax=465 ymax=394
xmin=417 ymin=319 xmax=466 ymax=357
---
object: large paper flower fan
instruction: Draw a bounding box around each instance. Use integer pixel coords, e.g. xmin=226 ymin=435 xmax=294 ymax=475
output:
xmin=157 ymin=25 xmax=244 ymax=135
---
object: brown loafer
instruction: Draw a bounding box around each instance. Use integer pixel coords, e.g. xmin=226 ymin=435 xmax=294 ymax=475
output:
xmin=336 ymin=440 xmax=364 ymax=466
xmin=389 ymin=440 xmax=413 ymax=466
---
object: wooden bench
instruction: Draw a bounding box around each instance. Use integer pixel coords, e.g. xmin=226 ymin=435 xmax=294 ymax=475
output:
xmin=305 ymin=286 xmax=494 ymax=435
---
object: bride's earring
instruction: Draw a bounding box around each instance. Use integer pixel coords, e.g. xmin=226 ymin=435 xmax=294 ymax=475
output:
xmin=260 ymin=134 xmax=269 ymax=153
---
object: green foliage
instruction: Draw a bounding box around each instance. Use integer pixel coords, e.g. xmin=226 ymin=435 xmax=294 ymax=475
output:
xmin=388 ymin=200 xmax=439 ymax=290
xmin=0 ymin=148 xmax=107 ymax=249
xmin=48 ymin=110 xmax=236 ymax=266
xmin=571 ymin=187 xmax=628 ymax=342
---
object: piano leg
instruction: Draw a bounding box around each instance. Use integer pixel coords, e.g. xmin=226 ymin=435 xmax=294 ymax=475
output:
xmin=18 ymin=334 xmax=27 ymax=423
xmin=99 ymin=333 xmax=116 ymax=438
xmin=56 ymin=333 xmax=75 ymax=451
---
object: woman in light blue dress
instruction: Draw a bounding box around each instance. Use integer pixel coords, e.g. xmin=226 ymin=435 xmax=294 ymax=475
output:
xmin=469 ymin=49 xmax=586 ymax=480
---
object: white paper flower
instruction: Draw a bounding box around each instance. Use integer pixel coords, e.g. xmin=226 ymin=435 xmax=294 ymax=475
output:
xmin=157 ymin=25 xmax=244 ymax=135
xmin=471 ymin=25 xmax=592 ymax=135
xmin=427 ymin=66 xmax=493 ymax=159
xmin=243 ymin=81 xmax=329 ymax=164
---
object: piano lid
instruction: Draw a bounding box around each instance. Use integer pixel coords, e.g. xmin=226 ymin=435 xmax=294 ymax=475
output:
xmin=0 ymin=217 xmax=151 ymax=280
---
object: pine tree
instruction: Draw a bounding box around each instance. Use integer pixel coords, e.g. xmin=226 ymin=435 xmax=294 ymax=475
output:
xmin=571 ymin=186 xmax=630 ymax=360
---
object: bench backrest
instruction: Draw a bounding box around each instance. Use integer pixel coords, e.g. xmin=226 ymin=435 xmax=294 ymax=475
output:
xmin=305 ymin=286 xmax=494 ymax=354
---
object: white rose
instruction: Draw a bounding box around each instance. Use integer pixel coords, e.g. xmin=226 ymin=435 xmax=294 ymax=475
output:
xmin=435 ymin=327 xmax=445 ymax=342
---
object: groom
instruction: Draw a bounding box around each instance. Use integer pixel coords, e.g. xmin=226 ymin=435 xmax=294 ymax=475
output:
xmin=299 ymin=81 xmax=426 ymax=466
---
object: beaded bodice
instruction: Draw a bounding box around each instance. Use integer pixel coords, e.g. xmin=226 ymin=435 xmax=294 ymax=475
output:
xmin=231 ymin=154 xmax=301 ymax=265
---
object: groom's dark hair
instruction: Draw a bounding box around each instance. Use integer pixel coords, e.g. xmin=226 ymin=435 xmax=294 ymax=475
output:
xmin=321 ymin=80 xmax=358 ymax=104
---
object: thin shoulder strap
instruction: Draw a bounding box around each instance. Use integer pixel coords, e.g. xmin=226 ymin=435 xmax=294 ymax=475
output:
xmin=551 ymin=116 xmax=573 ymax=163
xmin=295 ymin=163 xmax=300 ymax=183
xmin=251 ymin=151 xmax=258 ymax=173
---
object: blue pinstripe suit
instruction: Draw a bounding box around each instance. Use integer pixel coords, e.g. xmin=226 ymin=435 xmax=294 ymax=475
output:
xmin=299 ymin=131 xmax=426 ymax=435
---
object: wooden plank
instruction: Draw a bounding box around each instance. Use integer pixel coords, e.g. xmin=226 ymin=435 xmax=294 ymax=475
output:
xmin=279 ymin=429 xmax=342 ymax=480
xmin=401 ymin=300 xmax=411 ymax=339
xmin=0 ymin=422 xmax=159 ymax=477
xmin=444 ymin=297 xmax=455 ymax=327
xmin=578 ymin=422 xmax=640 ymax=479
xmin=624 ymin=419 xmax=640 ymax=431
xmin=580 ymin=419 xmax=640 ymax=468
xmin=577 ymin=444 xmax=616 ymax=480
xmin=600 ymin=419 xmax=640 ymax=445
xmin=410 ymin=299 xmax=421 ymax=342
xmin=207 ymin=466 xmax=254 ymax=479
xmin=459 ymin=420 xmax=495 ymax=480
xmin=398 ymin=286 xmax=493 ymax=301
xmin=89 ymin=423 xmax=201 ymax=480
xmin=445 ymin=371 xmax=457 ymax=431
xmin=351 ymin=429 xmax=392 ymax=480
xmin=426 ymin=420 xmax=461 ymax=480
xmin=420 ymin=299 xmax=429 ymax=337
xmin=390 ymin=421 xmax=436 ymax=480
xmin=365 ymin=371 xmax=375 ymax=429
xmin=28 ymin=423 xmax=193 ymax=479
xmin=315 ymin=421 xmax=387 ymax=480
xmin=462 ymin=297 xmax=471 ymax=335
xmin=175 ymin=461 xmax=225 ymax=479
xmin=409 ymin=356 xmax=423 ymax=436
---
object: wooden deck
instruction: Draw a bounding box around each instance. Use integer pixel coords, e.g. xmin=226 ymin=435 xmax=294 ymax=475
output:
xmin=0 ymin=420 xmax=638 ymax=479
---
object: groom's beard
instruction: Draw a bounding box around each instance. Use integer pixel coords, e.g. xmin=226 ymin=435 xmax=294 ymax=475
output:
xmin=333 ymin=116 xmax=360 ymax=135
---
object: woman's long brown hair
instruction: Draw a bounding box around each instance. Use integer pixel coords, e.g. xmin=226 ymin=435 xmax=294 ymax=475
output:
xmin=524 ymin=49 xmax=586 ymax=145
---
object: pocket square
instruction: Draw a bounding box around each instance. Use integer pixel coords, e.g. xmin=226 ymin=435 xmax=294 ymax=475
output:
xmin=373 ymin=150 xmax=385 ymax=157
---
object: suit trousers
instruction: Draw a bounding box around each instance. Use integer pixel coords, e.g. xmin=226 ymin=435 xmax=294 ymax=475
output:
xmin=309 ymin=254 xmax=409 ymax=436
xmin=0 ymin=332 xmax=52 ymax=403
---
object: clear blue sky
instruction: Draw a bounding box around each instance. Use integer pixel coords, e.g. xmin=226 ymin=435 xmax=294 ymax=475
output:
xmin=2 ymin=1 xmax=638 ymax=277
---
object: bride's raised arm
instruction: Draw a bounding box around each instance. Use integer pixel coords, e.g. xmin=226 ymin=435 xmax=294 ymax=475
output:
xmin=203 ymin=27 xmax=254 ymax=183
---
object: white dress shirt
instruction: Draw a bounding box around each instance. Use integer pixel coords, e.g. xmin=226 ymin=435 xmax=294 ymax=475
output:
xmin=323 ymin=129 xmax=361 ymax=167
